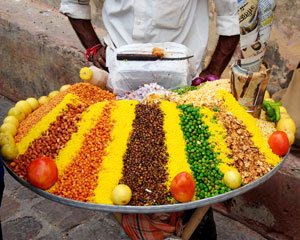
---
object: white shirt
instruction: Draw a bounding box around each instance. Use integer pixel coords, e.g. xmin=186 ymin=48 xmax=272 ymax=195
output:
xmin=60 ymin=0 xmax=239 ymax=74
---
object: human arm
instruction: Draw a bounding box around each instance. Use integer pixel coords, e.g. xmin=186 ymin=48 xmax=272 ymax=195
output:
xmin=200 ymin=0 xmax=240 ymax=78
xmin=60 ymin=0 xmax=107 ymax=70
xmin=68 ymin=18 xmax=107 ymax=70
xmin=200 ymin=35 xmax=240 ymax=78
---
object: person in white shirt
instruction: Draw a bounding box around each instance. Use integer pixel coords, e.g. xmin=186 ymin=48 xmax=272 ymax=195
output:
xmin=59 ymin=1 xmax=240 ymax=239
xmin=60 ymin=0 xmax=240 ymax=79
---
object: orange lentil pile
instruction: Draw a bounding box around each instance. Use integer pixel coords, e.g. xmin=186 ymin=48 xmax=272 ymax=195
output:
xmin=11 ymin=104 xmax=86 ymax=180
xmin=15 ymin=92 xmax=68 ymax=142
xmin=15 ymin=83 xmax=115 ymax=142
xmin=51 ymin=103 xmax=114 ymax=202
xmin=66 ymin=83 xmax=116 ymax=106
xmin=120 ymin=103 xmax=171 ymax=206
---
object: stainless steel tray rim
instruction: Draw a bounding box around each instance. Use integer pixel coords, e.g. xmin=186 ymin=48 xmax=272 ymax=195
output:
xmin=2 ymin=151 xmax=288 ymax=214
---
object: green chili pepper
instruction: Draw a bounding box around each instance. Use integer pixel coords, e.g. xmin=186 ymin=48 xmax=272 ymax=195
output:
xmin=262 ymin=101 xmax=270 ymax=111
xmin=266 ymin=106 xmax=275 ymax=117
xmin=266 ymin=114 xmax=276 ymax=122
xmin=274 ymin=106 xmax=280 ymax=122
xmin=263 ymin=100 xmax=270 ymax=109
xmin=263 ymin=100 xmax=282 ymax=122
xmin=268 ymin=101 xmax=282 ymax=107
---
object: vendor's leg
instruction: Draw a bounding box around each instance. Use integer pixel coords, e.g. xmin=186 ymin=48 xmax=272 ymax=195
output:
xmin=182 ymin=208 xmax=217 ymax=240
xmin=0 ymin=156 xmax=4 ymax=240
xmin=0 ymin=179 xmax=4 ymax=239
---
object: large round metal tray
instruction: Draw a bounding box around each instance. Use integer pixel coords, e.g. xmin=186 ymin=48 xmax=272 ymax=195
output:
xmin=2 ymin=152 xmax=288 ymax=214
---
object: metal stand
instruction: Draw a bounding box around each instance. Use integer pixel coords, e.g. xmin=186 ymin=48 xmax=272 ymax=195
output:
xmin=112 ymin=212 xmax=122 ymax=225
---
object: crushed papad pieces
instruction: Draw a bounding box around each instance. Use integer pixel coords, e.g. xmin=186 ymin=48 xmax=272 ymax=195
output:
xmin=199 ymin=107 xmax=236 ymax=174
xmin=216 ymin=90 xmax=281 ymax=166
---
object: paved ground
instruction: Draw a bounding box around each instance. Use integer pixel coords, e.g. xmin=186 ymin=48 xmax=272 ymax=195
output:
xmin=0 ymin=96 xmax=268 ymax=240
xmin=0 ymin=1 xmax=298 ymax=239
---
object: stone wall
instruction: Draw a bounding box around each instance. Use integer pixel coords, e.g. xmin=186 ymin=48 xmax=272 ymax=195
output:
xmin=207 ymin=0 xmax=300 ymax=94
xmin=266 ymin=0 xmax=300 ymax=93
xmin=0 ymin=0 xmax=106 ymax=101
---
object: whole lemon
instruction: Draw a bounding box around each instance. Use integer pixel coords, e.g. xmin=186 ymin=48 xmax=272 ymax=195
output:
xmin=80 ymin=67 xmax=93 ymax=81
xmin=0 ymin=132 xmax=15 ymax=147
xmin=3 ymin=116 xmax=19 ymax=128
xmin=111 ymin=184 xmax=132 ymax=205
xmin=49 ymin=91 xmax=59 ymax=98
xmin=15 ymin=100 xmax=32 ymax=115
xmin=60 ymin=84 xmax=71 ymax=92
xmin=223 ymin=169 xmax=242 ymax=189
xmin=279 ymin=106 xmax=287 ymax=114
xmin=279 ymin=107 xmax=290 ymax=119
xmin=38 ymin=96 xmax=49 ymax=105
xmin=1 ymin=144 xmax=18 ymax=162
xmin=0 ymin=123 xmax=17 ymax=136
xmin=8 ymin=107 xmax=26 ymax=122
xmin=277 ymin=118 xmax=296 ymax=134
xmin=26 ymin=97 xmax=40 ymax=111
xmin=283 ymin=130 xmax=295 ymax=145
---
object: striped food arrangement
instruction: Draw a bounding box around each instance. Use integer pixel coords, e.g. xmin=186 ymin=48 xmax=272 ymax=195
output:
xmin=8 ymin=83 xmax=281 ymax=206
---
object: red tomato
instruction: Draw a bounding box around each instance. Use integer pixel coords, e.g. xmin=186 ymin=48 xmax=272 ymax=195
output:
xmin=170 ymin=171 xmax=195 ymax=203
xmin=27 ymin=157 xmax=58 ymax=190
xmin=268 ymin=131 xmax=290 ymax=156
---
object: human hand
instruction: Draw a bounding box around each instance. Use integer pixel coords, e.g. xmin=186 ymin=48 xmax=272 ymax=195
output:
xmin=68 ymin=17 xmax=106 ymax=70
xmin=88 ymin=44 xmax=108 ymax=71
xmin=199 ymin=69 xmax=215 ymax=79
xmin=192 ymin=70 xmax=220 ymax=86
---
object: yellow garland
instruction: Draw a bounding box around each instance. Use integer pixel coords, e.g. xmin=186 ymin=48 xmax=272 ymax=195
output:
xmin=16 ymin=94 xmax=80 ymax=155
xmin=160 ymin=101 xmax=191 ymax=188
xmin=199 ymin=107 xmax=236 ymax=173
xmin=217 ymin=90 xmax=281 ymax=166
xmin=91 ymin=100 xmax=138 ymax=204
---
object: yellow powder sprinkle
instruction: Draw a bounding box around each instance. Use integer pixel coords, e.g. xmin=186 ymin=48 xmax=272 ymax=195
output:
xmin=217 ymin=90 xmax=281 ymax=166
xmin=16 ymin=94 xmax=80 ymax=156
xmin=160 ymin=101 xmax=191 ymax=189
xmin=199 ymin=107 xmax=236 ymax=173
xmin=50 ymin=101 xmax=107 ymax=182
xmin=91 ymin=100 xmax=138 ymax=204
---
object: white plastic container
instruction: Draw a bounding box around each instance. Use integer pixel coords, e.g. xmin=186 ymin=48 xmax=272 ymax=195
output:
xmin=107 ymin=42 xmax=195 ymax=95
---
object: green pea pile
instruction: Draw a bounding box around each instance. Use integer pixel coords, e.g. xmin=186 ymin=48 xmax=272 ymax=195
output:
xmin=172 ymin=84 xmax=205 ymax=95
xmin=177 ymin=104 xmax=231 ymax=199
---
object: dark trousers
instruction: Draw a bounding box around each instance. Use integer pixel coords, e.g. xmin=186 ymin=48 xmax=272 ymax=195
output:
xmin=0 ymin=179 xmax=4 ymax=240
xmin=182 ymin=207 xmax=217 ymax=240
